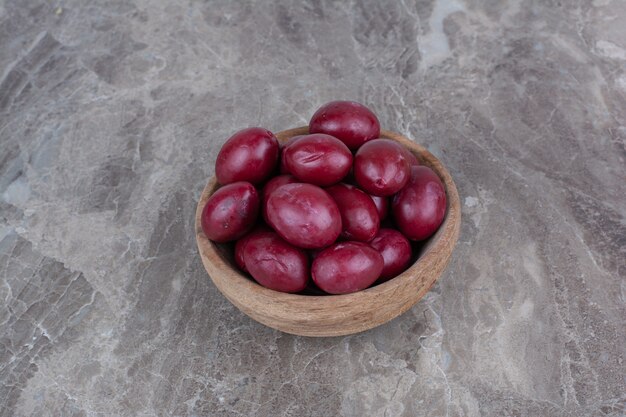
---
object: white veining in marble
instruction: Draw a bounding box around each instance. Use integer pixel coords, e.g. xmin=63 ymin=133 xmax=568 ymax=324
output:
xmin=0 ymin=0 xmax=624 ymax=416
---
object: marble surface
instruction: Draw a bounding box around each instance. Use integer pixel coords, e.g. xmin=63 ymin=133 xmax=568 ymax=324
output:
xmin=1 ymin=0 xmax=625 ymax=415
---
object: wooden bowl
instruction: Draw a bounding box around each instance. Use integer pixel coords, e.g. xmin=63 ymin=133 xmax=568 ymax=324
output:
xmin=195 ymin=127 xmax=461 ymax=337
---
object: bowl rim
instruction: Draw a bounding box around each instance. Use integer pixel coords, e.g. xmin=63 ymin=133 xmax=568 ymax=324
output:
xmin=195 ymin=126 xmax=461 ymax=306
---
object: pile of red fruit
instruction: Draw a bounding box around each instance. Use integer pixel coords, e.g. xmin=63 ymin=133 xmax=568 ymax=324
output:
xmin=201 ymin=101 xmax=447 ymax=295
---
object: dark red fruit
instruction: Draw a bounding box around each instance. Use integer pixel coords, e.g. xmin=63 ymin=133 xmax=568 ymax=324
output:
xmin=309 ymin=101 xmax=380 ymax=150
xmin=242 ymin=231 xmax=309 ymax=293
xmin=326 ymin=183 xmax=379 ymax=242
xmin=216 ymin=127 xmax=279 ymax=185
xmin=234 ymin=225 xmax=270 ymax=272
xmin=265 ymin=183 xmax=342 ymax=249
xmin=234 ymin=235 xmax=251 ymax=272
xmin=403 ymin=149 xmax=421 ymax=167
xmin=370 ymin=195 xmax=389 ymax=221
xmin=311 ymin=241 xmax=383 ymax=294
xmin=201 ymin=182 xmax=259 ymax=242
xmin=261 ymin=175 xmax=299 ymax=222
xmin=392 ymin=166 xmax=447 ymax=241
xmin=282 ymin=134 xmax=352 ymax=186
xmin=369 ymin=228 xmax=412 ymax=281
xmin=354 ymin=139 xmax=410 ymax=196
xmin=279 ymin=135 xmax=305 ymax=174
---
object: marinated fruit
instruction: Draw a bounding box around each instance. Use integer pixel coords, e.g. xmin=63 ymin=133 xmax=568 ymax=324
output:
xmin=403 ymin=149 xmax=421 ymax=167
xmin=216 ymin=127 xmax=279 ymax=185
xmin=282 ymin=134 xmax=352 ymax=186
xmin=370 ymin=195 xmax=389 ymax=221
xmin=234 ymin=224 xmax=270 ymax=272
xmin=201 ymin=182 xmax=259 ymax=242
xmin=309 ymin=101 xmax=380 ymax=150
xmin=326 ymin=183 xmax=379 ymax=242
xmin=369 ymin=228 xmax=412 ymax=281
xmin=265 ymin=183 xmax=342 ymax=249
xmin=261 ymin=174 xmax=299 ymax=222
xmin=202 ymin=101 xmax=451 ymax=294
xmin=392 ymin=166 xmax=447 ymax=241
xmin=243 ymin=231 xmax=309 ymax=293
xmin=279 ymin=135 xmax=304 ymax=174
xmin=354 ymin=139 xmax=410 ymax=196
xmin=311 ymin=242 xmax=384 ymax=294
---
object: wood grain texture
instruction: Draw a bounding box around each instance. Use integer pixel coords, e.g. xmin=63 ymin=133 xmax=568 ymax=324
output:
xmin=195 ymin=127 xmax=461 ymax=337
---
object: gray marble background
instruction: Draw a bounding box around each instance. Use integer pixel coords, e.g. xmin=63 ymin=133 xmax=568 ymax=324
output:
xmin=1 ymin=0 xmax=625 ymax=416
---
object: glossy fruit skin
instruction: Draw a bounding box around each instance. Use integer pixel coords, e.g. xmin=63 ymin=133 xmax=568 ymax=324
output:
xmin=370 ymin=195 xmax=389 ymax=221
xmin=201 ymin=182 xmax=259 ymax=242
xmin=279 ymin=155 xmax=290 ymax=174
xmin=369 ymin=228 xmax=412 ymax=281
xmin=403 ymin=149 xmax=421 ymax=167
xmin=279 ymin=135 xmax=304 ymax=174
xmin=354 ymin=139 xmax=410 ymax=196
xmin=326 ymin=183 xmax=379 ymax=242
xmin=265 ymin=183 xmax=342 ymax=249
xmin=392 ymin=166 xmax=447 ymax=241
xmin=234 ymin=225 xmax=270 ymax=272
xmin=282 ymin=134 xmax=352 ymax=186
xmin=242 ymin=231 xmax=309 ymax=293
xmin=311 ymin=241 xmax=384 ymax=294
xmin=261 ymin=175 xmax=299 ymax=223
xmin=216 ymin=127 xmax=279 ymax=185
xmin=309 ymin=101 xmax=380 ymax=150
xmin=234 ymin=234 xmax=251 ymax=272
